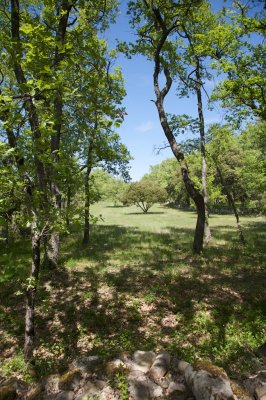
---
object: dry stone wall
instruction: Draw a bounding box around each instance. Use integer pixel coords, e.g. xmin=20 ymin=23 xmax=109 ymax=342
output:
xmin=0 ymin=351 xmax=265 ymax=400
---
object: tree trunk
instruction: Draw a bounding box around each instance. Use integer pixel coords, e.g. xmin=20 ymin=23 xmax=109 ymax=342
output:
xmin=195 ymin=58 xmax=212 ymax=243
xmin=66 ymin=185 xmax=71 ymax=229
xmin=216 ymin=166 xmax=245 ymax=244
xmin=180 ymin=162 xmax=205 ymax=253
xmin=83 ymin=177 xmax=90 ymax=245
xmin=24 ymin=222 xmax=40 ymax=362
xmin=43 ymin=232 xmax=60 ymax=269
xmin=83 ymin=163 xmax=92 ymax=245
xmin=150 ymin=15 xmax=205 ymax=253
xmin=153 ymin=70 xmax=205 ymax=252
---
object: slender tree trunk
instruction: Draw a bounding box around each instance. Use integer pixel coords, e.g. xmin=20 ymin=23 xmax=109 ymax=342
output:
xmin=24 ymin=220 xmax=40 ymax=362
xmin=195 ymin=58 xmax=212 ymax=243
xmin=150 ymin=10 xmax=205 ymax=253
xmin=11 ymin=0 xmax=49 ymax=361
xmin=83 ymin=168 xmax=91 ymax=245
xmin=66 ymin=185 xmax=71 ymax=228
xmin=153 ymin=64 xmax=205 ymax=253
xmin=216 ymin=166 xmax=245 ymax=244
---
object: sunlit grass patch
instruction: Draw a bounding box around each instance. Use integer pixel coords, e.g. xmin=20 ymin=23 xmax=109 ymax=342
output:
xmin=1 ymin=202 xmax=265 ymax=380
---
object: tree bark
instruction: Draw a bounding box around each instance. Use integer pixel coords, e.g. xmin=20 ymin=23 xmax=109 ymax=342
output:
xmin=153 ymin=66 xmax=205 ymax=253
xmin=43 ymin=1 xmax=73 ymax=267
xmin=11 ymin=0 xmax=48 ymax=361
xmin=43 ymin=232 xmax=60 ymax=269
xmin=216 ymin=166 xmax=245 ymax=244
xmin=195 ymin=58 xmax=212 ymax=243
xmin=83 ymin=167 xmax=91 ymax=245
xmin=24 ymin=221 xmax=40 ymax=362
xmin=149 ymin=5 xmax=205 ymax=253
xmin=83 ymin=143 xmax=93 ymax=245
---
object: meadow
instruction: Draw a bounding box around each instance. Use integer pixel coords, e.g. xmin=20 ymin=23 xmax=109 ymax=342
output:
xmin=0 ymin=202 xmax=265 ymax=380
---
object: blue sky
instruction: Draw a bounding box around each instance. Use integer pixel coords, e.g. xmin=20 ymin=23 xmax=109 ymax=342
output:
xmin=103 ymin=1 xmax=235 ymax=181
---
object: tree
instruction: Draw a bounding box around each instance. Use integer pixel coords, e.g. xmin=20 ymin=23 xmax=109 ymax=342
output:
xmin=0 ymin=0 xmax=123 ymax=361
xmin=207 ymin=124 xmax=246 ymax=243
xmin=125 ymin=0 xmax=206 ymax=253
xmin=122 ymin=180 xmax=167 ymax=213
xmin=211 ymin=1 xmax=266 ymax=122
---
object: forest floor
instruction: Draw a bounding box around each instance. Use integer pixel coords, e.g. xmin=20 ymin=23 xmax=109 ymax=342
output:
xmin=0 ymin=203 xmax=265 ymax=382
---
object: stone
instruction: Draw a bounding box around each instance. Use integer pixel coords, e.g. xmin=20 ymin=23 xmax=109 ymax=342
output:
xmin=44 ymin=374 xmax=60 ymax=394
xmin=255 ymin=385 xmax=266 ymax=400
xmin=167 ymin=381 xmax=187 ymax=395
xmin=72 ymin=356 xmax=101 ymax=372
xmin=125 ymin=360 xmax=150 ymax=373
xmin=25 ymin=383 xmax=45 ymax=400
xmin=177 ymin=360 xmax=190 ymax=374
xmin=0 ymin=386 xmax=17 ymax=400
xmin=128 ymin=369 xmax=163 ymax=399
xmin=56 ymin=392 xmax=74 ymax=400
xmin=244 ymin=370 xmax=266 ymax=397
xmin=58 ymin=369 xmax=82 ymax=391
xmin=75 ymin=379 xmax=107 ymax=399
xmin=133 ymin=351 xmax=156 ymax=369
xmin=149 ymin=352 xmax=171 ymax=380
xmin=106 ymin=359 xmax=126 ymax=375
xmin=184 ymin=363 xmax=235 ymax=400
xmin=99 ymin=385 xmax=118 ymax=400
xmin=230 ymin=381 xmax=253 ymax=400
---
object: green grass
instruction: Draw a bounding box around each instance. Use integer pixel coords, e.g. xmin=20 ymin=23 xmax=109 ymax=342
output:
xmin=0 ymin=202 xmax=265 ymax=380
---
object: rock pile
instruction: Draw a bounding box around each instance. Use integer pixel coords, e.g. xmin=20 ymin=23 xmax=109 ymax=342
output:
xmin=0 ymin=351 xmax=265 ymax=400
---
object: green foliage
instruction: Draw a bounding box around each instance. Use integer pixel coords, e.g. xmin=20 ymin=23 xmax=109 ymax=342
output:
xmin=0 ymin=352 xmax=33 ymax=382
xmin=91 ymin=169 xmax=128 ymax=205
xmin=121 ymin=180 xmax=167 ymax=213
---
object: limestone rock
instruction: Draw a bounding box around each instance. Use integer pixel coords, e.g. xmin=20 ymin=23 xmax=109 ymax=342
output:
xmin=167 ymin=381 xmax=187 ymax=395
xmin=133 ymin=351 xmax=156 ymax=369
xmin=76 ymin=379 xmax=107 ymax=399
xmin=25 ymin=383 xmax=45 ymax=400
xmin=230 ymin=381 xmax=253 ymax=400
xmin=72 ymin=356 xmax=101 ymax=372
xmin=184 ymin=362 xmax=235 ymax=400
xmin=44 ymin=374 xmax=60 ymax=394
xmin=243 ymin=370 xmax=266 ymax=398
xmin=0 ymin=386 xmax=17 ymax=400
xmin=106 ymin=359 xmax=126 ymax=375
xmin=58 ymin=369 xmax=82 ymax=391
xmin=99 ymin=385 xmax=118 ymax=400
xmin=55 ymin=391 xmax=74 ymax=400
xmin=128 ymin=370 xmax=163 ymax=399
xmin=255 ymin=385 xmax=266 ymax=400
xmin=177 ymin=360 xmax=190 ymax=374
xmin=149 ymin=352 xmax=171 ymax=380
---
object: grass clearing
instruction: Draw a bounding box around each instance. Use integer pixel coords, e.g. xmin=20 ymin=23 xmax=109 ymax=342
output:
xmin=0 ymin=202 xmax=265 ymax=380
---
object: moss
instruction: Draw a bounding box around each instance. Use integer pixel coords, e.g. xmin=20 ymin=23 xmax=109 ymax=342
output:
xmin=193 ymin=360 xmax=228 ymax=379
xmin=231 ymin=381 xmax=251 ymax=399
xmin=58 ymin=368 xmax=81 ymax=390
xmin=0 ymin=386 xmax=17 ymax=400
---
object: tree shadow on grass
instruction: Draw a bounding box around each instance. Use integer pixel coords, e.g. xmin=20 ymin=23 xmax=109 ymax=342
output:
xmin=125 ymin=211 xmax=165 ymax=215
xmin=0 ymin=218 xmax=265 ymax=379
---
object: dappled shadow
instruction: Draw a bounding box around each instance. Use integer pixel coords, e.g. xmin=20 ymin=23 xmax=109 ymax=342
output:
xmin=0 ymin=216 xmax=265 ymax=378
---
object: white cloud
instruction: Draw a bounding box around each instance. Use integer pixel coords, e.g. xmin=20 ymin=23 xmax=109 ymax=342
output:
xmin=136 ymin=120 xmax=153 ymax=133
